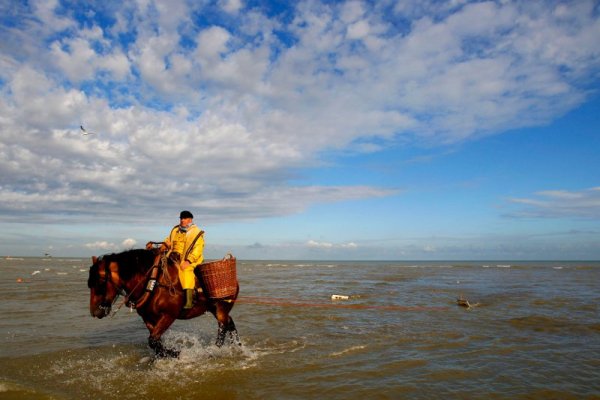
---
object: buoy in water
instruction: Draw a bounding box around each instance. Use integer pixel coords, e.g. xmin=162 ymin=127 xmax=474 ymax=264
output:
xmin=331 ymin=294 xmax=350 ymax=300
xmin=16 ymin=278 xmax=24 ymax=283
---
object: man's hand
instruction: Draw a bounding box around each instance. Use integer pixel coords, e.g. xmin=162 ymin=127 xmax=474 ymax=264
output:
xmin=180 ymin=260 xmax=191 ymax=270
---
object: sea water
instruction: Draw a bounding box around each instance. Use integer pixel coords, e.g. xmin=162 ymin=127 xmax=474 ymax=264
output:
xmin=1 ymin=257 xmax=599 ymax=399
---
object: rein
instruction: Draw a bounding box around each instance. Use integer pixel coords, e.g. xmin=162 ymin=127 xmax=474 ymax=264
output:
xmin=94 ymin=257 xmax=122 ymax=316
xmin=109 ymin=266 xmax=154 ymax=316
xmin=109 ymin=251 xmax=178 ymax=316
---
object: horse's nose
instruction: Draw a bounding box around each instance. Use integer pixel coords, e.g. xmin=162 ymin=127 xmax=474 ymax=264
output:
xmin=91 ymin=306 xmax=108 ymax=319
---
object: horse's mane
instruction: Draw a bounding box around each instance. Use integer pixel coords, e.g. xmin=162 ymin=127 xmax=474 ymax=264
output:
xmin=102 ymin=248 xmax=156 ymax=280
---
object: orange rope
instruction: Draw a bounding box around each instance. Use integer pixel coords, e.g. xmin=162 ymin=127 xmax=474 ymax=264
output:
xmin=235 ymin=296 xmax=449 ymax=312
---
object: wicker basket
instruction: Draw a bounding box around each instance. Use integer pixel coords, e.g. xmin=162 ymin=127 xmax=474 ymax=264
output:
xmin=198 ymin=254 xmax=238 ymax=299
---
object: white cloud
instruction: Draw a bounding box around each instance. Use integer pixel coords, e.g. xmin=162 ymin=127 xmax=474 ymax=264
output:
xmin=51 ymin=38 xmax=97 ymax=82
xmin=196 ymin=26 xmax=231 ymax=59
xmin=31 ymin=0 xmax=74 ymax=33
xmin=0 ymin=64 xmax=397 ymax=223
xmin=340 ymin=1 xmax=366 ymax=23
xmin=307 ymin=240 xmax=333 ymax=249
xmin=5 ymin=66 xmax=88 ymax=128
xmin=1 ymin=0 xmax=599 ymax=230
xmin=307 ymin=240 xmax=359 ymax=250
xmin=423 ymin=245 xmax=437 ymax=253
xmin=49 ymin=33 xmax=130 ymax=83
xmin=508 ymin=187 xmax=600 ymax=219
xmin=346 ymin=19 xmax=370 ymax=40
xmin=122 ymin=238 xmax=138 ymax=248
xmin=135 ymin=32 xmax=190 ymax=96
xmin=219 ymin=0 xmax=243 ymax=14
xmin=154 ymin=0 xmax=192 ymax=32
xmin=85 ymin=241 xmax=117 ymax=251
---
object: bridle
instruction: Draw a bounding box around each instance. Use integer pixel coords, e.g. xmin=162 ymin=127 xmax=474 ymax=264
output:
xmin=89 ymin=257 xmax=126 ymax=316
xmin=90 ymin=252 xmax=168 ymax=316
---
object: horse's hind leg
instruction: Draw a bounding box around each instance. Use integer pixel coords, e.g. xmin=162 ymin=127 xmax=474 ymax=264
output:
xmin=212 ymin=301 xmax=240 ymax=347
xmin=227 ymin=317 xmax=241 ymax=346
xmin=216 ymin=321 xmax=227 ymax=347
xmin=216 ymin=317 xmax=241 ymax=347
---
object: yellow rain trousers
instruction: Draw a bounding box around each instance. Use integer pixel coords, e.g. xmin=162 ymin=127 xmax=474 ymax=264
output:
xmin=164 ymin=224 xmax=204 ymax=290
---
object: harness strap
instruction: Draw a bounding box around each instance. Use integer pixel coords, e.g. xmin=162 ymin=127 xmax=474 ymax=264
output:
xmin=124 ymin=254 xmax=163 ymax=310
xmin=184 ymin=230 xmax=204 ymax=262
xmin=130 ymin=263 xmax=160 ymax=309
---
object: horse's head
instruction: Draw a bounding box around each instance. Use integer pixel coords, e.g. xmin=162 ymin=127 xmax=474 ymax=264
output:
xmin=87 ymin=255 xmax=121 ymax=318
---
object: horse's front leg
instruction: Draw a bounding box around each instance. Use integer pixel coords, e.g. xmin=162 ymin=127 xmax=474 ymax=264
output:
xmin=147 ymin=315 xmax=179 ymax=358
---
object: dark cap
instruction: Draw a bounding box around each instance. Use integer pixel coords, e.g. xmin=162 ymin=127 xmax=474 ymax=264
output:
xmin=179 ymin=210 xmax=194 ymax=219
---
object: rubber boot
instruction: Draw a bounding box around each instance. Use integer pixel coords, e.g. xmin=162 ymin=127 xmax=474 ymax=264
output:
xmin=184 ymin=289 xmax=194 ymax=309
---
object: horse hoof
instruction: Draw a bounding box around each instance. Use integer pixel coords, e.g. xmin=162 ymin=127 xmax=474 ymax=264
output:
xmin=165 ymin=349 xmax=180 ymax=358
xmin=154 ymin=349 xmax=180 ymax=359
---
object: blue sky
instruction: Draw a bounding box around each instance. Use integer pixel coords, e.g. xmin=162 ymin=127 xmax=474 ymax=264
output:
xmin=1 ymin=0 xmax=599 ymax=260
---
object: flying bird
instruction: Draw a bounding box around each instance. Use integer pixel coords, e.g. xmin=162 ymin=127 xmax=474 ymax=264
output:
xmin=80 ymin=125 xmax=96 ymax=135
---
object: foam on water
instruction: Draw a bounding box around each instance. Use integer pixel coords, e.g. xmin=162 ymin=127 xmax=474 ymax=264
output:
xmin=329 ymin=345 xmax=367 ymax=357
xmin=0 ymin=334 xmax=304 ymax=399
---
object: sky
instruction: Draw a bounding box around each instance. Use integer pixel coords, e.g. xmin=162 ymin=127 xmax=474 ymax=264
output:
xmin=0 ymin=0 xmax=599 ymax=260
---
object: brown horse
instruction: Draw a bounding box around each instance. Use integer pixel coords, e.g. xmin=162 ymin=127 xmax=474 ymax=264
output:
xmin=87 ymin=248 xmax=240 ymax=357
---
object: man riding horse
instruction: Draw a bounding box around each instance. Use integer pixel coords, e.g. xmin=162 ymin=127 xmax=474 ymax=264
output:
xmin=158 ymin=210 xmax=204 ymax=309
xmin=89 ymin=210 xmax=240 ymax=356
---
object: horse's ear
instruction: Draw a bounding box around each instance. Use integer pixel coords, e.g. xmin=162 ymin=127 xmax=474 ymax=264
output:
xmin=92 ymin=256 xmax=98 ymax=264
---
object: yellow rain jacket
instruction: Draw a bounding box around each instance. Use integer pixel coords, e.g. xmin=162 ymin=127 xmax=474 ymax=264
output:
xmin=164 ymin=224 xmax=204 ymax=290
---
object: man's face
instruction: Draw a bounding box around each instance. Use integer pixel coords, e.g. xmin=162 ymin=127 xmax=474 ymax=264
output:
xmin=180 ymin=217 xmax=192 ymax=226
